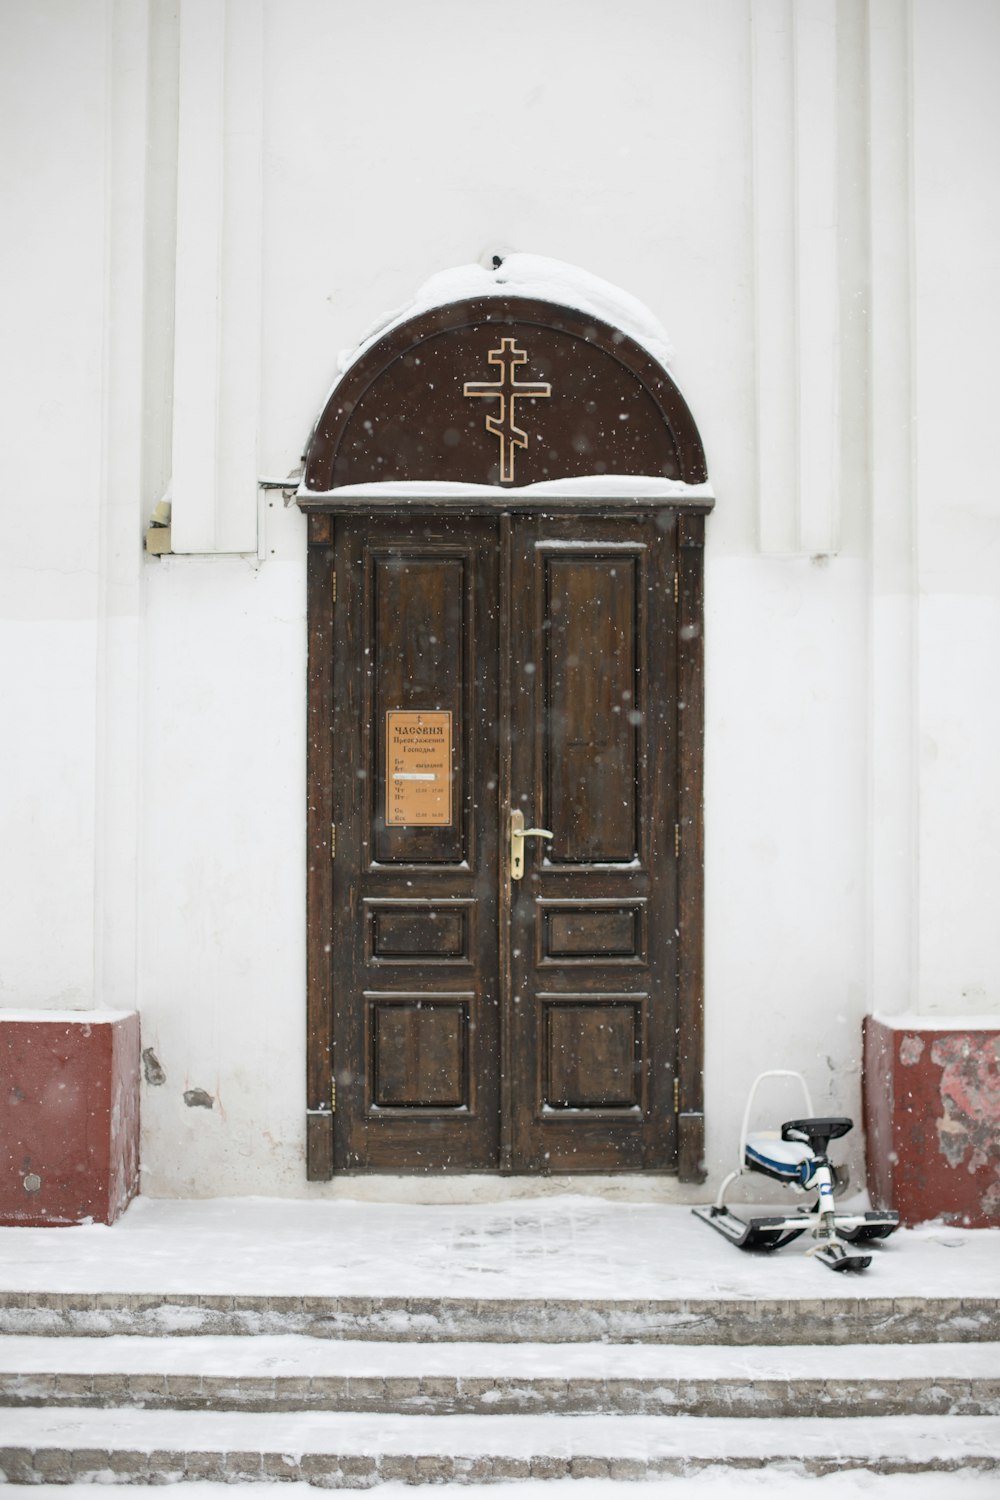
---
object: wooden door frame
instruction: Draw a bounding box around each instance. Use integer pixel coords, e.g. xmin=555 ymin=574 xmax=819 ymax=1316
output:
xmin=305 ymin=499 xmax=707 ymax=1182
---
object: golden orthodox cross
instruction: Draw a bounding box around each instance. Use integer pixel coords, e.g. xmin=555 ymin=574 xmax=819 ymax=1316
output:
xmin=463 ymin=338 xmax=552 ymax=484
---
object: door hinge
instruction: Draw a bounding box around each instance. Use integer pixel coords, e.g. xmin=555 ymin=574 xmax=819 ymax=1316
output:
xmin=673 ymin=570 xmax=679 ymax=605
xmin=331 ymin=571 xmax=337 ymax=604
xmin=331 ymin=825 xmax=336 ymax=860
xmin=674 ymin=822 xmax=680 ymax=858
xmin=674 ymin=1076 xmax=680 ymax=1113
xmin=331 ymin=1077 xmax=337 ymax=1113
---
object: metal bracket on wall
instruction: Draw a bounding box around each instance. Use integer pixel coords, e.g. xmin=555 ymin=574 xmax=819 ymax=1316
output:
xmin=257 ymin=468 xmax=304 ymax=506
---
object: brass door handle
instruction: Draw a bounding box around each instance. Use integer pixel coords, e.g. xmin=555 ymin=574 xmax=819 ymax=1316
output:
xmin=510 ymin=809 xmax=553 ymax=880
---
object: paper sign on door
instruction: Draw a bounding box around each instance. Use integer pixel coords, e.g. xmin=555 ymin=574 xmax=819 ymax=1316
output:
xmin=385 ymin=711 xmax=453 ymax=827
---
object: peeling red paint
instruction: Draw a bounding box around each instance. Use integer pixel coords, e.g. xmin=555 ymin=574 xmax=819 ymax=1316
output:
xmin=0 ymin=1014 xmax=140 ymax=1227
xmin=932 ymin=1034 xmax=1000 ymax=1180
xmin=863 ymin=1018 xmax=1000 ymax=1227
xmin=899 ymin=1033 xmax=924 ymax=1067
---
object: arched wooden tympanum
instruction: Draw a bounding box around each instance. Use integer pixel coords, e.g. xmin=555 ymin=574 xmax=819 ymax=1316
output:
xmin=301 ymin=295 xmax=710 ymax=1181
xmin=302 ymin=295 xmax=707 ymax=492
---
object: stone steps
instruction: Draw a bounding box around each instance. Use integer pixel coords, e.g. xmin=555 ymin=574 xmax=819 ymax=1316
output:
xmin=2 ymin=1407 xmax=1000 ymax=1484
xmin=3 ymin=1277 xmax=998 ymax=1484
xmin=1 ymin=1289 xmax=997 ymax=1344
xmin=1 ymin=1335 xmax=998 ymax=1419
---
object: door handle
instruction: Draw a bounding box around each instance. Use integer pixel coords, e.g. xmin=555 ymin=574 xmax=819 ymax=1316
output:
xmin=510 ymin=808 xmax=553 ymax=880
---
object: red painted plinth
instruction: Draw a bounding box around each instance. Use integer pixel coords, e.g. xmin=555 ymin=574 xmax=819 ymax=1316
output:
xmin=0 ymin=1011 xmax=140 ymax=1226
xmin=863 ymin=1015 xmax=1000 ymax=1228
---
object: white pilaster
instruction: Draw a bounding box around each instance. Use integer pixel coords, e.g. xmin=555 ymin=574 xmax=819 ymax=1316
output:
xmin=751 ymin=0 xmax=797 ymax=555
xmin=793 ymin=0 xmax=839 ymax=556
xmin=170 ymin=0 xmax=262 ymax=555
xmin=751 ymin=0 xmax=840 ymax=556
xmin=910 ymin=0 xmax=1000 ymax=1015
xmin=94 ymin=0 xmax=150 ymax=1011
xmin=867 ymin=0 xmax=916 ymax=1017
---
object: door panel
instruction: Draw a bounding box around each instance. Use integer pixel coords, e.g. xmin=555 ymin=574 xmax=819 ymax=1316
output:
xmin=545 ymin=553 xmax=641 ymax=863
xmin=367 ymin=992 xmax=473 ymax=1109
xmin=372 ymin=554 xmax=467 ymax=864
xmin=537 ymin=900 xmax=647 ymax=965
xmin=544 ymin=998 xmax=644 ymax=1107
xmin=508 ymin=516 xmax=678 ymax=1171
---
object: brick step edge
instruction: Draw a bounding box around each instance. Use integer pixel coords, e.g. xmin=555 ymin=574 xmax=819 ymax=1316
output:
xmin=1 ymin=1293 xmax=997 ymax=1344
xmin=4 ymin=1448 xmax=1000 ymax=1485
xmin=3 ymin=1411 xmax=1000 ymax=1486
xmin=3 ymin=1371 xmax=999 ymax=1419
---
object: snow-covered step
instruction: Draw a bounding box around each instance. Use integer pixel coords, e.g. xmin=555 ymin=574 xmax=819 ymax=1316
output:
xmin=1 ymin=1289 xmax=997 ymax=1344
xmin=1 ymin=1335 xmax=998 ymax=1419
xmin=1 ymin=1408 xmax=999 ymax=1485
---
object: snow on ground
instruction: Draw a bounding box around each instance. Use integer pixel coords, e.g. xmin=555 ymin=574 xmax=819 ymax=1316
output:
xmin=3 ymin=1333 xmax=997 ymax=1380
xmin=2 ymin=1199 xmax=996 ymax=1492
xmin=0 ymin=1196 xmax=995 ymax=1301
xmin=14 ymin=1477 xmax=1000 ymax=1498
xmin=6 ymin=1408 xmax=1000 ymax=1462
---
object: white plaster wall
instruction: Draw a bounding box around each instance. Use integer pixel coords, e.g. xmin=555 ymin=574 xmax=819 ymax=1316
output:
xmin=2 ymin=0 xmax=997 ymax=1198
xmin=910 ymin=0 xmax=1000 ymax=1018
xmin=0 ymin=4 xmax=108 ymax=1007
xmin=704 ymin=557 xmax=870 ymax=1182
xmin=138 ymin=556 xmax=306 ymax=1195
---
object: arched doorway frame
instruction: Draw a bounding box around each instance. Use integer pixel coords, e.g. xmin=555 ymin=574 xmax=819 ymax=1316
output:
xmin=300 ymin=295 xmax=710 ymax=1182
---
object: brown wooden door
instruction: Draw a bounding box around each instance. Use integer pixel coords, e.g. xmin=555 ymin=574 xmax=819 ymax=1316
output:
xmin=328 ymin=510 xmax=678 ymax=1173
xmin=505 ymin=516 xmax=678 ymax=1171
xmin=331 ymin=515 xmax=501 ymax=1170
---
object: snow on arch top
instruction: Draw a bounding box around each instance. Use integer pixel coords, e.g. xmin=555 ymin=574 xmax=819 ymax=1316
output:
xmin=300 ymin=256 xmax=709 ymax=496
xmin=336 ymin=255 xmax=679 ymax=378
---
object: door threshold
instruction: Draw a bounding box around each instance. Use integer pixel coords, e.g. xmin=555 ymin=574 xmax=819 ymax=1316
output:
xmin=309 ymin=1175 xmax=696 ymax=1205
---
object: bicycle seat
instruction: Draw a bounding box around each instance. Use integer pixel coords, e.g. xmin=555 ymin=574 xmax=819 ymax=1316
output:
xmin=781 ymin=1117 xmax=853 ymax=1154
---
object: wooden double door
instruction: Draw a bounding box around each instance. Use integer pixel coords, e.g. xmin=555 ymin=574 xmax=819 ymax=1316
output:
xmin=313 ymin=509 xmax=685 ymax=1174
